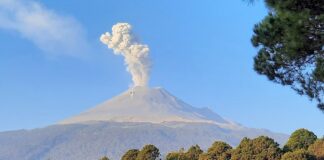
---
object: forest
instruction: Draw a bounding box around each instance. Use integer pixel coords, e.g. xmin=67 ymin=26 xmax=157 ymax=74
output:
xmin=99 ymin=128 xmax=324 ymax=160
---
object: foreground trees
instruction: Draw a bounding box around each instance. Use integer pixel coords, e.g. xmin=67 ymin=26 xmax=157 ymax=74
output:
xmin=199 ymin=141 xmax=232 ymax=160
xmin=165 ymin=128 xmax=321 ymax=160
xmin=283 ymin=128 xmax=317 ymax=152
xmin=110 ymin=128 xmax=321 ymax=160
xmin=186 ymin=145 xmax=203 ymax=160
xmin=308 ymin=138 xmax=324 ymax=160
xmin=231 ymin=136 xmax=282 ymax=160
xmin=136 ymin=145 xmax=160 ymax=160
xmin=121 ymin=149 xmax=139 ymax=160
xmin=281 ymin=149 xmax=316 ymax=160
xmin=251 ymin=0 xmax=324 ymax=110
xmin=120 ymin=145 xmax=160 ymax=160
xmin=166 ymin=145 xmax=203 ymax=160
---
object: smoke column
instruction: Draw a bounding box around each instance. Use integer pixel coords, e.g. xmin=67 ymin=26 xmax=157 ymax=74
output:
xmin=100 ymin=23 xmax=151 ymax=87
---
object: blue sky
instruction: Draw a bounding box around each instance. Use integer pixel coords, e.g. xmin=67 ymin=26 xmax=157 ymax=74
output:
xmin=0 ymin=0 xmax=323 ymax=136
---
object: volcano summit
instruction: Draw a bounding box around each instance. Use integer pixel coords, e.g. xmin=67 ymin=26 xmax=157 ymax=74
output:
xmin=60 ymin=86 xmax=235 ymax=126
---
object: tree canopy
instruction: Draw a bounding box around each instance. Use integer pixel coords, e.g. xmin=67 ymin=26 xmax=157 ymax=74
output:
xmin=251 ymin=0 xmax=324 ymax=110
xmin=121 ymin=149 xmax=140 ymax=160
xmin=281 ymin=149 xmax=316 ymax=160
xmin=186 ymin=145 xmax=203 ymax=160
xmin=166 ymin=151 xmax=186 ymax=160
xmin=308 ymin=138 xmax=324 ymax=160
xmin=99 ymin=156 xmax=110 ymax=160
xmin=199 ymin=141 xmax=232 ymax=160
xmin=136 ymin=144 xmax=160 ymax=160
xmin=284 ymin=128 xmax=317 ymax=152
xmin=231 ymin=136 xmax=282 ymax=160
xmin=166 ymin=145 xmax=203 ymax=160
xmin=120 ymin=128 xmax=321 ymax=160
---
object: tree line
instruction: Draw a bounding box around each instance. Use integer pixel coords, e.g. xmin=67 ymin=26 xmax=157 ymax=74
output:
xmin=99 ymin=128 xmax=324 ymax=160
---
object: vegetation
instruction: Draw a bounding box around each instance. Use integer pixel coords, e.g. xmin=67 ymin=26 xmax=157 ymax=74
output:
xmin=251 ymin=0 xmax=324 ymax=110
xmin=107 ymin=128 xmax=322 ymax=160
xmin=135 ymin=144 xmax=160 ymax=160
xmin=99 ymin=156 xmax=110 ymax=160
xmin=121 ymin=149 xmax=140 ymax=160
xmin=281 ymin=149 xmax=316 ymax=160
xmin=231 ymin=136 xmax=282 ymax=160
xmin=166 ymin=145 xmax=203 ymax=160
xmin=186 ymin=145 xmax=203 ymax=160
xmin=199 ymin=141 xmax=232 ymax=160
xmin=166 ymin=150 xmax=187 ymax=160
xmin=308 ymin=138 xmax=324 ymax=160
xmin=283 ymin=128 xmax=317 ymax=152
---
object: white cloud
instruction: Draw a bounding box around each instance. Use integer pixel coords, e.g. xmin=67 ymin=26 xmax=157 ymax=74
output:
xmin=0 ymin=0 xmax=89 ymax=57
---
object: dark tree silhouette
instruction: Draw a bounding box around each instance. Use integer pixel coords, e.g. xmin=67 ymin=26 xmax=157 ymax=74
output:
xmin=251 ymin=0 xmax=324 ymax=110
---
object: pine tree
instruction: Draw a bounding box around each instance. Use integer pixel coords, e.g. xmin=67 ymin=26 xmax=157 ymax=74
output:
xmin=251 ymin=0 xmax=324 ymax=110
xmin=308 ymin=138 xmax=324 ymax=160
xmin=283 ymin=128 xmax=317 ymax=152
xmin=199 ymin=141 xmax=232 ymax=160
xmin=121 ymin=149 xmax=140 ymax=160
xmin=281 ymin=149 xmax=316 ymax=160
xmin=231 ymin=136 xmax=282 ymax=160
xmin=136 ymin=144 xmax=160 ymax=160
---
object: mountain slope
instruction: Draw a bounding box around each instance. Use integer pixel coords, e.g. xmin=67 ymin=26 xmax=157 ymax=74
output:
xmin=0 ymin=86 xmax=289 ymax=160
xmin=60 ymin=86 xmax=233 ymax=127
xmin=0 ymin=122 xmax=288 ymax=160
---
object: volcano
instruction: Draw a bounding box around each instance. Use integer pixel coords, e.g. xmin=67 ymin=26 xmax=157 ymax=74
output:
xmin=0 ymin=87 xmax=288 ymax=160
xmin=60 ymin=86 xmax=235 ymax=126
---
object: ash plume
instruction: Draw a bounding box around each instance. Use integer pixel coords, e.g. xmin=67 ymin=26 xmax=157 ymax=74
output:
xmin=100 ymin=23 xmax=151 ymax=87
